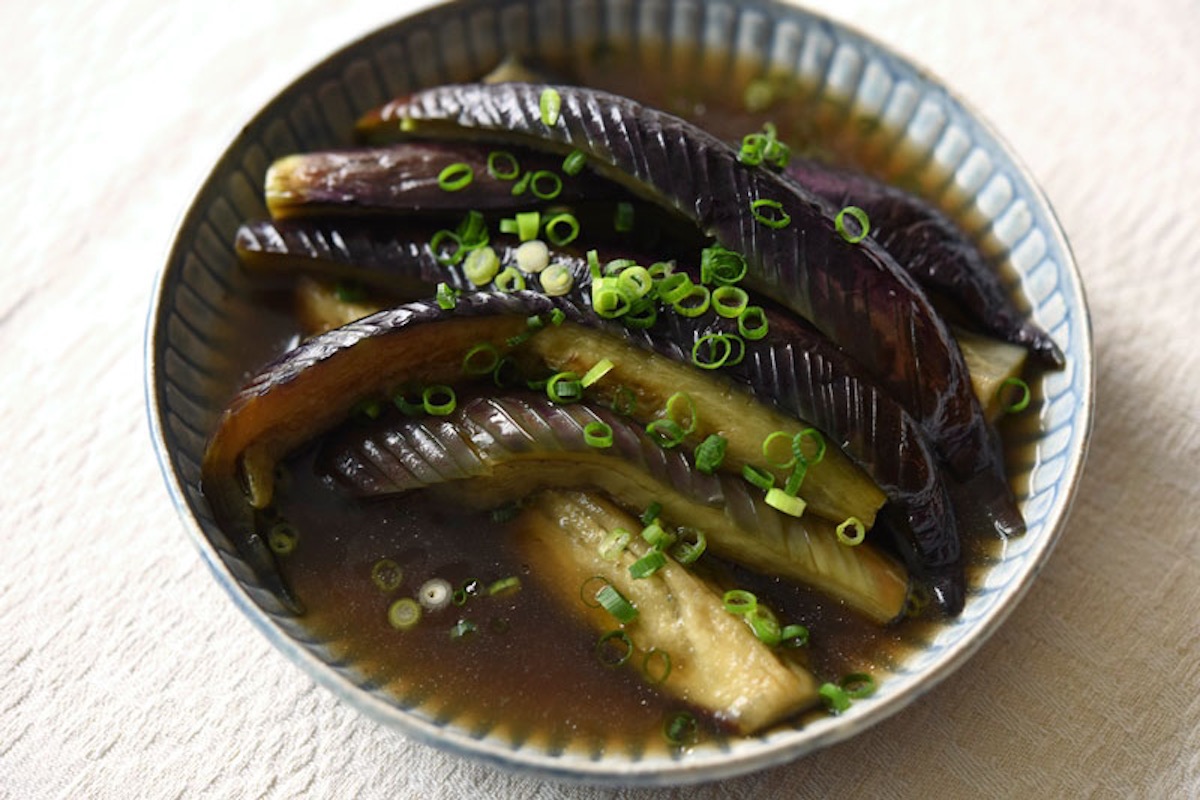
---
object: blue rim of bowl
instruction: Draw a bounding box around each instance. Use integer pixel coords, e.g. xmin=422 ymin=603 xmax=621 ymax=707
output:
xmin=145 ymin=0 xmax=1093 ymax=786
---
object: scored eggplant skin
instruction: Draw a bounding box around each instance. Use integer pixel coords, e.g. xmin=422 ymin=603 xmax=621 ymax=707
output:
xmin=784 ymin=158 xmax=1064 ymax=368
xmin=264 ymin=141 xmax=623 ymax=219
xmin=515 ymin=490 xmax=819 ymax=734
xmin=318 ymin=393 xmax=910 ymax=623
xmin=358 ymin=83 xmax=1006 ymax=495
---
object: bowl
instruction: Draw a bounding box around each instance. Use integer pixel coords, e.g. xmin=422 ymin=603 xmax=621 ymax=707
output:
xmin=145 ymin=0 xmax=1093 ymax=786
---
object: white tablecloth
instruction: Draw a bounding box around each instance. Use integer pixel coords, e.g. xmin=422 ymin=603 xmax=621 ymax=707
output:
xmin=3 ymin=1 xmax=1198 ymax=797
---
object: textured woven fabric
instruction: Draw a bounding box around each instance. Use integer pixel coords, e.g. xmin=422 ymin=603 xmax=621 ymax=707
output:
xmin=2 ymin=1 xmax=1197 ymax=797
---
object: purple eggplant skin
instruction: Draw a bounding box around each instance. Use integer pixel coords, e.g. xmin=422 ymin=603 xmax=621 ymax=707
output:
xmin=358 ymin=84 xmax=1003 ymax=493
xmin=232 ymin=222 xmax=973 ymax=608
xmin=784 ymin=159 xmax=1064 ymax=368
xmin=264 ymin=141 xmax=624 ymax=218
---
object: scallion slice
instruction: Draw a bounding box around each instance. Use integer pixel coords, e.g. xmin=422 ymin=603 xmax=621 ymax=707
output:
xmin=700 ymin=245 xmax=748 ymax=286
xmin=665 ymin=392 xmax=698 ymax=434
xmin=494 ymin=266 xmax=526 ymax=292
xmin=419 ymin=578 xmax=452 ymax=611
xmin=579 ymin=575 xmax=609 ymax=608
xmin=529 ymin=169 xmax=563 ymax=200
xmin=738 ymin=305 xmax=769 ymax=340
xmin=562 ymin=149 xmax=586 ymax=175
xmin=599 ymin=528 xmax=632 ymax=561
xmin=612 ymin=386 xmax=637 ymax=415
xmin=538 ymin=263 xmax=574 ymax=296
xmin=747 ymin=605 xmax=782 ymax=646
xmin=640 ymin=522 xmax=675 ymax=550
xmin=449 ymin=619 xmax=478 ymax=639
xmin=422 ymin=385 xmax=457 ymax=416
xmin=741 ymin=464 xmax=775 ymax=490
xmin=267 ymin=522 xmax=297 ymax=555
xmin=516 ymin=210 xmax=540 ymax=242
xmin=583 ymin=420 xmax=614 ymax=448
xmin=640 ymin=501 xmax=662 ymax=526
xmin=429 ymin=228 xmax=463 ymax=266
xmin=463 ymin=245 xmax=501 ymax=286
xmin=461 ymin=343 xmax=500 ymax=376
xmin=783 ymin=461 xmax=807 ymax=496
xmin=835 ymin=205 xmax=871 ymax=243
xmin=750 ymin=198 xmax=791 ymax=228
xmin=614 ymin=201 xmax=635 ymax=232
xmin=642 ymin=648 xmax=672 ymax=685
xmin=486 ymin=150 xmax=520 ymax=180
xmin=596 ymin=629 xmax=634 ymax=668
xmin=437 ymin=162 xmax=474 ymax=192
xmin=693 ymin=434 xmax=727 ymax=474
xmin=670 ymin=527 xmax=707 ymax=565
xmin=392 ymin=387 xmax=424 ymax=416
xmin=762 ymin=431 xmax=798 ymax=469
xmin=581 ymin=358 xmax=615 ymax=387
xmin=539 ymin=87 xmax=562 ymax=126
xmin=819 ymin=682 xmax=852 ymax=714
xmin=662 ymin=712 xmax=698 ymax=747
xmin=515 ymin=239 xmax=550 ymax=273
xmin=836 ymin=516 xmax=866 ymax=546
xmin=780 ymin=624 xmax=810 ymax=648
xmin=629 ymin=549 xmax=668 ymax=579
xmin=1000 ymin=377 xmax=1032 ymax=413
xmin=645 ymin=418 xmax=685 ymax=448
xmin=546 ymin=371 xmax=582 ymax=403
xmin=596 ymin=584 xmax=639 ymax=624
xmin=841 ymin=672 xmax=877 ymax=699
xmin=672 ymin=284 xmax=711 ymax=318
xmin=711 ymin=285 xmax=749 ymax=318
xmin=792 ymin=427 xmax=827 ymax=465
xmin=487 ymin=576 xmax=522 ymax=596
xmin=371 ymin=558 xmax=404 ymax=593
xmin=765 ymin=487 xmax=806 ymax=517
xmin=691 ymin=333 xmax=733 ymax=370
xmin=722 ymin=589 xmax=757 ymax=615
xmin=656 ymin=272 xmax=693 ymax=304
xmin=387 ymin=598 xmax=422 ymax=630
xmin=544 ymin=212 xmax=580 ymax=246
xmin=435 ymin=282 xmax=459 ymax=310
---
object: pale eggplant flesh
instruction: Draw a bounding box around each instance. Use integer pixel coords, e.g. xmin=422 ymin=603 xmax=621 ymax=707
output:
xmin=356 ymin=83 xmax=1006 ymax=496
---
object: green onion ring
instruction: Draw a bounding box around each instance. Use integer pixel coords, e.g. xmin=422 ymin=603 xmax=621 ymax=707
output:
xmin=665 ymin=392 xmax=698 ymax=433
xmin=516 ymin=210 xmax=540 ymax=242
xmin=435 ymin=282 xmax=458 ymax=310
xmin=267 ymin=522 xmax=298 ymax=555
xmin=449 ymin=619 xmax=477 ymax=639
xmin=672 ymin=284 xmax=711 ymax=318
xmin=640 ymin=501 xmax=663 ymax=526
xmin=544 ymin=212 xmax=580 ymax=246
xmin=596 ymin=629 xmax=634 ymax=668
xmin=640 ymin=523 xmax=675 ymax=550
xmin=693 ymin=434 xmax=727 ymax=474
xmin=835 ymin=205 xmax=871 ymax=243
xmin=722 ymin=589 xmax=757 ymax=615
xmin=840 ymin=672 xmax=876 ymax=699
xmin=628 ymin=549 xmax=668 ymax=579
xmin=792 ymin=427 xmax=827 ymax=465
xmin=737 ymin=305 xmax=769 ymax=340
xmin=599 ymin=528 xmax=632 ymax=561
xmin=486 ymin=150 xmax=520 ymax=180
xmin=461 ymin=343 xmax=500 ymax=376
xmin=562 ymin=149 xmax=586 ymax=175
xmin=387 ymin=598 xmax=422 ymax=631
xmin=642 ymin=648 xmax=672 ymax=685
xmin=1000 ymin=377 xmax=1032 ymax=413
xmin=741 ymin=464 xmax=775 ymax=490
xmin=750 ymin=198 xmax=791 ymax=228
xmin=583 ymin=420 xmax=614 ymax=448
xmin=747 ymin=605 xmax=782 ymax=646
xmin=662 ymin=711 xmax=698 ymax=747
xmin=546 ymin=371 xmax=582 ymax=403
xmin=538 ymin=263 xmax=574 ymax=296
xmin=612 ymin=386 xmax=637 ymax=415
xmin=614 ymin=201 xmax=635 ymax=232
xmin=656 ymin=273 xmax=693 ymax=304
xmin=580 ymin=575 xmax=610 ymax=608
xmin=595 ymin=585 xmax=639 ymax=624
xmin=528 ymin=169 xmax=563 ymax=200
xmin=422 ymin=385 xmax=457 ymax=416
xmin=762 ymin=430 xmax=797 ymax=469
xmin=429 ymin=228 xmax=463 ymax=266
xmin=539 ymin=87 xmax=562 ymax=126
xmin=836 ymin=516 xmax=867 ymax=546
xmin=780 ymin=624 xmax=810 ymax=648
xmin=691 ymin=333 xmax=733 ymax=370
xmin=436 ymin=162 xmax=474 ymax=192
xmin=494 ymin=266 xmax=526 ymax=292
xmin=711 ymin=285 xmax=749 ymax=318
xmin=670 ymin=527 xmax=707 ymax=564
xmin=371 ymin=558 xmax=404 ymax=592
xmin=819 ymin=683 xmax=852 ymax=714
xmin=765 ymin=487 xmax=806 ymax=517
xmin=645 ymin=418 xmax=686 ymax=448
xmin=581 ymin=358 xmax=615 ymax=387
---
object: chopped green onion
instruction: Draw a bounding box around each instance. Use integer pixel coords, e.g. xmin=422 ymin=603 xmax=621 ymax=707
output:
xmin=1000 ymin=377 xmax=1032 ymax=413
xmin=487 ymin=576 xmax=522 ymax=596
xmin=463 ymin=246 xmax=501 ymax=286
xmin=429 ymin=228 xmax=463 ymax=266
xmin=580 ymin=575 xmax=609 ymax=607
xmin=647 ymin=261 xmax=674 ymax=282
xmin=840 ymin=672 xmax=876 ymax=699
xmin=629 ymin=549 xmax=668 ymax=579
xmin=738 ymin=305 xmax=769 ymax=340
xmin=596 ymin=584 xmax=639 ymax=624
xmin=711 ymin=285 xmax=749 ymax=318
xmin=355 ymin=399 xmax=383 ymax=420
xmin=449 ymin=619 xmax=478 ymax=639
xmin=665 ymin=392 xmax=698 ymax=433
xmin=387 ymin=598 xmax=422 ymax=630
xmin=510 ymin=170 xmax=532 ymax=196
xmin=662 ymin=711 xmax=698 ymax=747
xmin=494 ymin=266 xmax=526 ymax=292
xmin=640 ymin=523 xmax=675 ymax=550
xmin=623 ymin=300 xmax=658 ymax=329
xmin=612 ymin=385 xmax=637 ymax=415
xmin=392 ymin=387 xmax=424 ymax=416
xmin=592 ymin=278 xmax=631 ymax=318
xmin=539 ymin=87 xmax=562 ymax=126
xmin=544 ymin=212 xmax=580 ymax=246
xmin=646 ymin=418 xmax=686 ymax=448
xmin=742 ymin=464 xmax=775 ymax=490
xmin=584 ymin=420 xmax=614 ymax=448
xmin=435 ymin=282 xmax=459 ymax=310
xmin=819 ymin=682 xmax=852 ymax=714
xmin=765 ymin=487 xmax=806 ymax=517
xmin=694 ymin=434 xmax=727 ymax=474
xmin=515 ymin=239 xmax=550 ymax=273
xmin=539 ymin=263 xmax=574 ymax=296
xmin=486 ymin=150 xmax=520 ymax=180
xmin=670 ymin=527 xmax=707 ymax=564
xmin=750 ymin=198 xmax=791 ymax=229
xmin=516 ymin=210 xmax=541 ymax=242
xmin=587 ymin=249 xmax=603 ymax=279
xmin=836 ymin=516 xmax=866 ymax=546
xmin=640 ymin=501 xmax=663 ymax=526
xmin=723 ymin=333 xmax=746 ymax=367
xmin=642 ymin=648 xmax=672 ymax=685
xmin=762 ymin=430 xmax=798 ymax=469
xmin=461 ymin=343 xmax=500 ymax=376
xmin=456 ymin=210 xmax=489 ymax=249
xmin=746 ymin=605 xmax=782 ymax=646
xmin=783 ymin=462 xmax=807 ymax=496
xmin=780 ymin=624 xmax=810 ymax=648
xmin=904 ymin=584 xmax=932 ymax=618
xmin=722 ymin=589 xmax=757 ymax=615
xmin=835 ymin=206 xmax=870 ymax=243
xmin=437 ymin=162 xmax=474 ymax=192
xmin=691 ymin=333 xmax=733 ymax=370
xmin=267 ymin=522 xmax=297 ymax=555
xmin=792 ymin=428 xmax=826 ymax=465
xmin=562 ymin=149 xmax=587 ymax=175
xmin=614 ymin=201 xmax=635 ymax=232
xmin=616 ymin=266 xmax=653 ymax=300
xmin=656 ymin=273 xmax=692 ymax=304
xmin=581 ymin=358 xmax=615 ymax=387
xmin=549 ymin=308 xmax=566 ymax=325
xmin=596 ymin=629 xmax=634 ymax=667
xmin=528 ymin=169 xmax=563 ymax=200
xmin=672 ymin=284 xmax=711 ymax=318
xmin=334 ymin=280 xmax=368 ymax=303
xmin=418 ymin=579 xmax=452 ymax=610
xmin=371 ymin=558 xmax=404 ymax=592
xmin=599 ymin=528 xmax=632 ymax=561
xmin=422 ymin=385 xmax=457 ymax=416
xmin=546 ymin=371 xmax=582 ymax=403
xmin=700 ymin=245 xmax=748 ymax=286
xmin=398 ymin=116 xmax=416 ymax=132
xmin=739 ymin=132 xmax=767 ymax=166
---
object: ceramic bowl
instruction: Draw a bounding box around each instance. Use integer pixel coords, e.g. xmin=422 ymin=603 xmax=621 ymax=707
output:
xmin=146 ymin=0 xmax=1092 ymax=785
